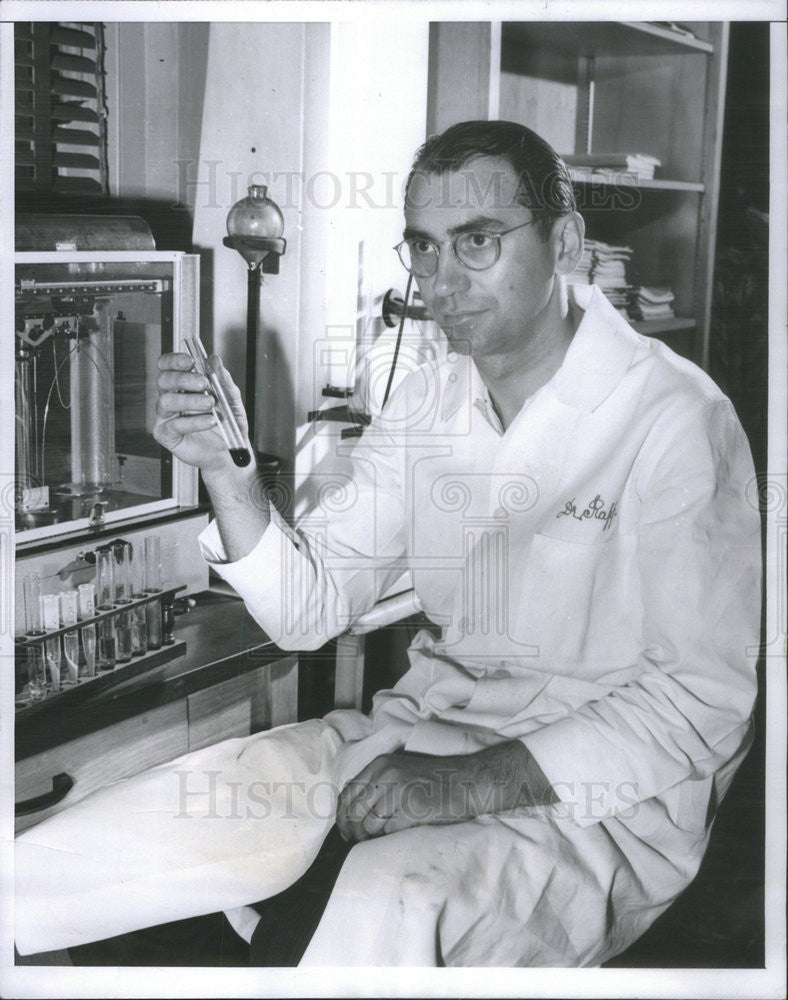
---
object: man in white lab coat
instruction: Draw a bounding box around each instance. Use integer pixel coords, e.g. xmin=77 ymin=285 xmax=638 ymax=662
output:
xmin=16 ymin=121 xmax=761 ymax=966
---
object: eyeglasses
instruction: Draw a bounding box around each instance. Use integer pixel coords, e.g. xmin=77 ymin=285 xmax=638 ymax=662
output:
xmin=394 ymin=219 xmax=537 ymax=278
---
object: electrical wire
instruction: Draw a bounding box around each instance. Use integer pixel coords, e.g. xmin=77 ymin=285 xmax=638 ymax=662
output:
xmin=381 ymin=271 xmax=413 ymax=409
xmin=52 ymin=334 xmax=72 ymax=409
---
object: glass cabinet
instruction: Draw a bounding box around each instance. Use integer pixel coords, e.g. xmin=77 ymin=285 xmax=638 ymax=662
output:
xmin=14 ymin=251 xmax=200 ymax=544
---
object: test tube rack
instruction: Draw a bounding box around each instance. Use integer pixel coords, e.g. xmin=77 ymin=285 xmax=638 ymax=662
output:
xmin=14 ymin=585 xmax=187 ymax=713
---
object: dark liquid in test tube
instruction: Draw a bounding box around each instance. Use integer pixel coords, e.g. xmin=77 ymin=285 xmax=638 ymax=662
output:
xmin=229 ymin=447 xmax=251 ymax=467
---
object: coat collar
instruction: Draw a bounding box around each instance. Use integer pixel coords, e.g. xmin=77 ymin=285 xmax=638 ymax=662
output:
xmin=550 ymin=284 xmax=641 ymax=412
xmin=439 ymin=284 xmax=642 ymax=422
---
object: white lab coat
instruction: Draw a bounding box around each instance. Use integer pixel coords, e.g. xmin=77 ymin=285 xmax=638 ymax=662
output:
xmin=203 ymin=284 xmax=761 ymax=963
xmin=15 ymin=286 xmax=760 ymax=964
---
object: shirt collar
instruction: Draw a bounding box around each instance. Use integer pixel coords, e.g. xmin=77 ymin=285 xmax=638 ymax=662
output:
xmin=440 ymin=351 xmax=491 ymax=424
xmin=439 ymin=284 xmax=641 ymax=422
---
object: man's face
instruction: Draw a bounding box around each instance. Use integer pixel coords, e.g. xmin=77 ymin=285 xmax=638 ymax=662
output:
xmin=403 ymin=156 xmax=561 ymax=361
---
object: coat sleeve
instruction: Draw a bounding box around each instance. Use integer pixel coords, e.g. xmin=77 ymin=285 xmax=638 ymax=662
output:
xmin=199 ymin=417 xmax=410 ymax=651
xmin=522 ymin=398 xmax=761 ymax=825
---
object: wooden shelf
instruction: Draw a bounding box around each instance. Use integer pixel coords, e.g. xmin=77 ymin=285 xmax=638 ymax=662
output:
xmin=568 ymin=169 xmax=704 ymax=193
xmin=631 ymin=317 xmax=697 ymax=336
xmin=503 ymin=21 xmax=714 ymax=59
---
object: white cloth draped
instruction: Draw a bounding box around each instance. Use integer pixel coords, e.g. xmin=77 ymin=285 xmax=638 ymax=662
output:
xmin=15 ymin=719 xmax=342 ymax=955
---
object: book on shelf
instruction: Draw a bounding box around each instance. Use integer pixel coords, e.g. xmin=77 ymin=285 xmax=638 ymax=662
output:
xmin=564 ymin=152 xmax=661 ymax=181
xmin=650 ymin=22 xmax=698 ymax=40
xmin=568 ymin=244 xmax=679 ymax=325
xmin=629 ymin=286 xmax=676 ymax=321
xmin=567 ymin=238 xmax=633 ymax=308
xmin=635 ymin=285 xmax=675 ymax=305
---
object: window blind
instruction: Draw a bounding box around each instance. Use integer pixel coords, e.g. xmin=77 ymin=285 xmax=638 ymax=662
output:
xmin=15 ymin=21 xmax=109 ymax=195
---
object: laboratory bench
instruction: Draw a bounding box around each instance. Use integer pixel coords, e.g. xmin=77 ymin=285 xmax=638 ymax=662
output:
xmin=14 ymin=591 xmax=299 ymax=834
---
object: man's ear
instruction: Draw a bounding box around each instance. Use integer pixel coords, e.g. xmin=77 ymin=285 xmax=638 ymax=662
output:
xmin=553 ymin=212 xmax=585 ymax=275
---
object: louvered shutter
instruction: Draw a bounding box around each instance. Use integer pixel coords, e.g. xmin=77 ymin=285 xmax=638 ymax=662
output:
xmin=15 ymin=21 xmax=109 ymax=195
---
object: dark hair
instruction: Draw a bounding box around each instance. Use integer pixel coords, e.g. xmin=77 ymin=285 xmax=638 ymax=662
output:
xmin=406 ymin=120 xmax=576 ymax=241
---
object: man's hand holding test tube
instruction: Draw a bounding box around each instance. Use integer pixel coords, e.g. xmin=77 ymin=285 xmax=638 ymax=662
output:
xmin=153 ymin=338 xmax=253 ymax=473
xmin=184 ymin=337 xmax=252 ymax=467
xmin=154 ymin=343 xmax=270 ymax=562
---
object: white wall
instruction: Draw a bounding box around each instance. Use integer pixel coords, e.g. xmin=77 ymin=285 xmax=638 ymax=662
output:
xmin=189 ymin=22 xmax=324 ymax=468
xmin=292 ymin=20 xmax=431 ymax=500
xmin=105 ymin=20 xmax=430 ymax=472
xmin=105 ymin=22 xmax=209 ymax=203
xmin=319 ymin=22 xmax=430 ymax=399
xmin=190 ymin=21 xmax=429 ymax=469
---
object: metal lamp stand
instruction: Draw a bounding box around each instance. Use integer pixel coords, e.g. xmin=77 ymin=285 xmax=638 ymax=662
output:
xmin=222 ymin=234 xmax=286 ymax=483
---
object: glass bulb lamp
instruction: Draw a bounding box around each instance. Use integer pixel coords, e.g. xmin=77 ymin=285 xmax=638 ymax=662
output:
xmin=223 ymin=184 xmax=286 ymax=454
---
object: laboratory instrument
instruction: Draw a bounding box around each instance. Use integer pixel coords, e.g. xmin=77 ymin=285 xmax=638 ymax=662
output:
xmin=223 ymin=184 xmax=286 ymax=452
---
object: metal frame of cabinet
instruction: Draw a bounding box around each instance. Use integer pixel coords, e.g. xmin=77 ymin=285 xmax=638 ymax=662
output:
xmin=14 ymin=250 xmax=200 ymax=547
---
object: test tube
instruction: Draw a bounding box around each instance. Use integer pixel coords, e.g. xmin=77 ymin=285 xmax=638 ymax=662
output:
xmin=23 ymin=573 xmax=45 ymax=636
xmin=145 ymin=603 xmax=162 ymax=651
xmin=184 ymin=337 xmax=251 ymax=467
xmin=82 ymin=626 xmax=97 ymax=678
xmin=144 ymin=535 xmax=161 ymax=592
xmin=78 ymin=582 xmax=97 ymax=679
xmin=130 ymin=540 xmax=145 ymax=597
xmin=129 ymin=542 xmax=148 ymax=656
xmin=98 ymin=618 xmax=116 ymax=671
xmin=95 ymin=545 xmax=116 ymax=670
xmin=60 ymin=589 xmax=80 ymax=685
xmin=96 ymin=547 xmax=115 ymax=610
xmin=26 ymin=645 xmax=47 ymax=702
xmin=163 ymin=596 xmax=176 ymax=645
xmin=114 ymin=541 xmax=133 ymax=664
xmin=114 ymin=541 xmax=133 ymax=604
xmin=41 ymin=593 xmax=62 ymax=692
xmin=115 ymin=612 xmax=132 ymax=664
xmin=144 ymin=535 xmax=162 ymax=650
xmin=78 ymin=581 xmax=96 ymax=617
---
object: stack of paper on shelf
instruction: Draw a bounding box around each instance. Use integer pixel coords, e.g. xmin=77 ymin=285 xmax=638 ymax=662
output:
xmin=564 ymin=152 xmax=661 ymax=181
xmin=593 ymin=240 xmax=633 ymax=311
xmin=629 ymin=286 xmax=676 ymax=321
xmin=568 ymin=239 xmax=633 ymax=318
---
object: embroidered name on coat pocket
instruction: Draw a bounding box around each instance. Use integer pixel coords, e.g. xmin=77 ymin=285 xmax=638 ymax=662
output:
xmin=535 ymin=493 xmax=621 ymax=544
xmin=556 ymin=494 xmax=618 ymax=530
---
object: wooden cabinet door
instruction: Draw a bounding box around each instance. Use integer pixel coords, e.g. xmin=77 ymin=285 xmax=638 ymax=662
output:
xmin=187 ymin=656 xmax=299 ymax=750
xmin=16 ymin=657 xmax=299 ymax=834
xmin=15 ymin=700 xmax=189 ymax=834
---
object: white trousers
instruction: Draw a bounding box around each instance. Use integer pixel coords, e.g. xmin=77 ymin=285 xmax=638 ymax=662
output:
xmin=15 ymin=714 xmax=679 ymax=964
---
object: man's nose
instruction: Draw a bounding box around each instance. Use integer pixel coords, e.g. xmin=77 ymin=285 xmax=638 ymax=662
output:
xmin=430 ymin=244 xmax=471 ymax=298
